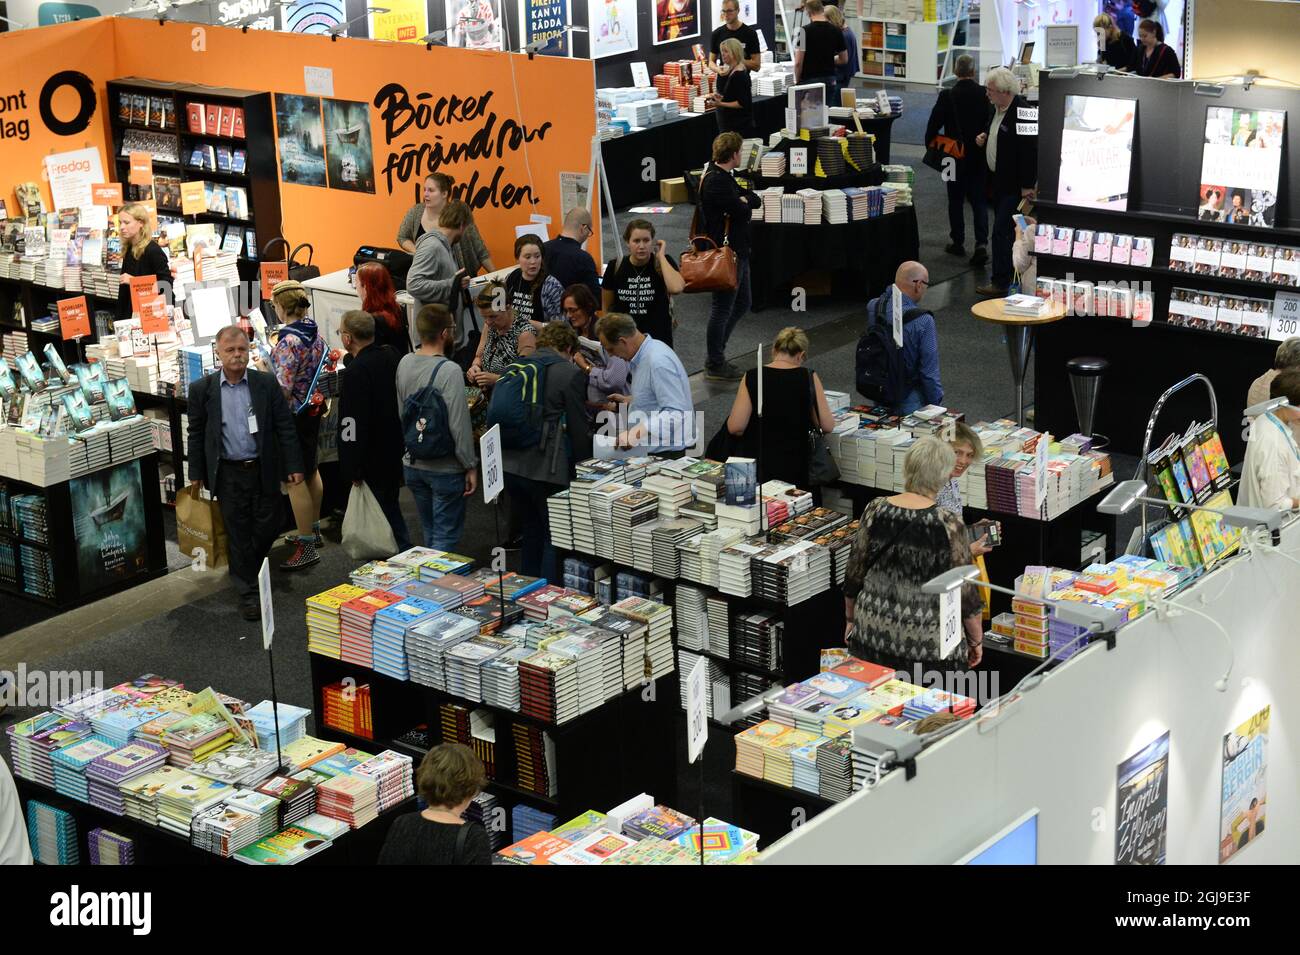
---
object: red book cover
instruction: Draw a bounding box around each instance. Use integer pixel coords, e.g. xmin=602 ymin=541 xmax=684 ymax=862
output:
xmin=187 ymin=102 xmax=204 ymax=134
xmin=231 ymin=107 xmax=246 ymax=139
xmin=217 ymin=106 xmax=235 ymax=138
xmin=204 ymin=103 xmax=220 ymax=135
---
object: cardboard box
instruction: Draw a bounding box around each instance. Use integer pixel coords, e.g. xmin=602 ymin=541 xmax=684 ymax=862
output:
xmin=659 ymin=177 xmax=689 ymax=203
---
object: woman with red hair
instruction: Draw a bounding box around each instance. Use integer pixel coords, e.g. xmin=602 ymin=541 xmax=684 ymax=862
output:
xmin=355 ymin=262 xmax=411 ymax=355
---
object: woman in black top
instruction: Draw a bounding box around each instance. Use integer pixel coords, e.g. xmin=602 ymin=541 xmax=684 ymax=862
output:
xmin=1093 ymin=13 xmax=1136 ymax=70
xmin=115 ymin=202 xmax=172 ymax=323
xmin=725 ymin=326 xmax=836 ymax=489
xmin=1126 ymin=18 xmax=1180 ymax=78
xmin=709 ymin=38 xmax=753 ymax=135
xmin=504 ymin=233 xmax=565 ymax=330
xmin=700 ymin=132 xmax=761 ymax=380
xmin=378 ymin=743 xmax=492 ymax=865
xmin=602 ymin=218 xmax=684 ymax=347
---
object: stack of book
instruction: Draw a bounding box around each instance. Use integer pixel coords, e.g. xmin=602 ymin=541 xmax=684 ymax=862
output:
xmin=751 ymin=539 xmax=832 ymax=605
xmin=731 ymin=611 xmax=782 ymax=673
xmin=370 ymin=595 xmax=444 ymax=680
xmin=88 ymin=828 xmax=136 ymax=865
xmin=245 ymin=701 xmax=310 ymax=752
xmin=455 ymin=594 xmax=524 ymax=635
xmin=305 ymin=584 xmax=367 ymax=659
xmin=650 ymin=518 xmax=700 ymax=578
xmin=188 ymin=743 xmax=280 ymax=788
xmin=611 ymin=489 xmax=659 ymax=565
xmin=407 ymin=611 xmax=479 ymax=690
xmin=511 ymin=721 xmax=558 ymax=796
xmin=815 ymin=735 xmax=854 ymax=800
xmin=353 ymin=751 xmax=415 ymax=812
xmin=612 ymin=596 xmax=675 ymax=682
xmin=26 ymin=801 xmax=80 ymax=865
xmin=159 ymin=712 xmax=238 ymax=768
xmin=417 ymin=551 xmax=474 ymax=580
xmin=350 ymin=559 xmax=416 ymax=591
xmin=1002 ymin=293 xmax=1053 ymax=318
xmin=315 ymin=773 xmax=379 ymax=829
xmin=155 ymin=774 xmax=232 ymax=837
xmin=718 ymin=540 xmax=762 ymax=597
xmin=339 ymin=590 xmax=404 ymax=668
xmin=51 ymin=736 xmax=118 ymax=803
xmin=256 ymin=773 xmax=317 ymax=828
xmin=445 ymin=634 xmax=514 ymax=703
xmin=84 ymin=740 xmax=168 ymax=814
xmin=321 ymin=681 xmax=372 ymax=740
xmin=547 ymin=490 xmax=573 ymax=549
xmin=480 ymin=645 xmax=530 ymax=711
xmin=119 ymin=766 xmax=189 ymax=826
xmin=518 ymin=650 xmax=580 ymax=723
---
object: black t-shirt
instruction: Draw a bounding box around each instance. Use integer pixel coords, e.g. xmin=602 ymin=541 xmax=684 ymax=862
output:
xmin=505 ymin=267 xmax=543 ymax=327
xmin=603 ymin=255 xmax=677 ymax=346
xmin=377 ymin=814 xmax=491 ymax=865
xmin=711 ymin=22 xmax=760 ymax=61
xmin=798 ymin=21 xmax=845 ymax=79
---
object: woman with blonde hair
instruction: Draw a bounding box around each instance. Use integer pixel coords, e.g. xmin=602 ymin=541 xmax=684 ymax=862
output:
xmin=825 ymin=6 xmax=860 ymax=97
xmin=708 ymin=37 xmax=754 ymax=134
xmin=115 ymin=202 xmax=173 ymax=323
xmin=1093 ymin=12 xmax=1135 ymax=69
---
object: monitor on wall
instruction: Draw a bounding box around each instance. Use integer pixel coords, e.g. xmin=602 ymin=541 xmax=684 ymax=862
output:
xmin=954 ymin=809 xmax=1039 ymax=865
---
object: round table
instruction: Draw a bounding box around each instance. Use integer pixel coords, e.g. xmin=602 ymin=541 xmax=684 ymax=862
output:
xmin=970 ymin=298 xmax=1066 ymax=426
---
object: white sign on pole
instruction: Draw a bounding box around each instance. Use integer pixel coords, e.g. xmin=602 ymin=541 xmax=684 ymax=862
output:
xmin=789 ymin=146 xmax=808 ymax=176
xmin=480 ymin=424 xmax=505 ymax=503
xmin=258 ymin=557 xmax=274 ymax=650
xmin=631 ymin=62 xmax=651 ymax=88
xmin=686 ymin=656 xmax=708 ymax=763
xmin=1034 ymin=431 xmax=1051 ymax=512
xmin=757 ymin=29 xmax=768 ymax=52
xmin=891 ymin=284 xmax=904 ymax=348
xmin=938 ymin=587 xmax=962 ymax=659
xmin=1270 ymin=291 xmax=1300 ymax=342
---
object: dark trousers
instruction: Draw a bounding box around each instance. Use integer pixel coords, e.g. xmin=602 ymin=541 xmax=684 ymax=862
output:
xmin=946 ymin=161 xmax=988 ymax=248
xmin=372 ymin=485 xmax=412 ymax=552
xmin=706 ymin=254 xmax=751 ymax=367
xmin=506 ymin=474 xmax=562 ymax=583
xmin=216 ymin=461 xmax=280 ymax=604
xmin=990 ymin=191 xmax=1020 ymax=289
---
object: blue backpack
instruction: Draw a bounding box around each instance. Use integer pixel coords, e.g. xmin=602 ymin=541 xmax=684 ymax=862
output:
xmin=486 ymin=351 xmax=566 ymax=450
xmin=402 ymin=357 xmax=456 ymax=460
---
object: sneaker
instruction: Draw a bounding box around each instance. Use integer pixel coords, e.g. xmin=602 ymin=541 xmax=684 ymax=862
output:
xmin=279 ymin=538 xmax=320 ymax=571
xmin=945 ymin=242 xmax=966 ymax=257
xmin=283 ymin=530 xmax=323 ymax=547
xmin=705 ymin=361 xmax=744 ymax=381
xmin=975 ymin=284 xmax=1008 ymax=298
xmin=969 ymin=245 xmax=988 ymax=265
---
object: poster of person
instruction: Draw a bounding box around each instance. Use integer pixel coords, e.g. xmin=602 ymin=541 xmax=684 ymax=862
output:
xmin=69 ymin=460 xmax=149 ymax=595
xmin=283 ymin=0 xmax=345 ymax=35
xmin=446 ymin=0 xmax=504 ymax=49
xmin=274 ymin=94 xmax=326 ymax=188
xmin=370 ymin=0 xmax=428 ymax=42
xmin=791 ymin=83 xmax=826 ymax=133
xmin=1220 ymin=706 xmax=1268 ymax=863
xmin=322 ymin=99 xmax=375 ymax=194
xmin=519 ymin=0 xmax=572 ymax=56
xmin=1057 ymin=95 xmax=1137 ymax=211
xmin=1114 ymin=731 xmax=1170 ymax=866
xmin=1198 ymin=106 xmax=1286 ymax=227
xmin=655 ymin=0 xmax=699 ymax=44
xmin=587 ymin=0 xmax=637 ymax=58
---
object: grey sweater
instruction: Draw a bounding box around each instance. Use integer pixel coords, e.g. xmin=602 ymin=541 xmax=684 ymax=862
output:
xmin=395 ymin=352 xmax=477 ymax=474
xmin=397 ymin=205 xmax=490 ymax=276
xmin=407 ymin=229 xmax=460 ymax=308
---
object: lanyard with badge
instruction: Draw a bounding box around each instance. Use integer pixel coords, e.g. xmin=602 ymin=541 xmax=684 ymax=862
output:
xmin=246 ymin=405 xmax=258 ymax=435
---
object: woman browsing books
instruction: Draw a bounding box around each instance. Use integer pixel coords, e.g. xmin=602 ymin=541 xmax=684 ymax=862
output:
xmin=115 ymin=202 xmax=173 ymax=323
xmin=378 ymin=744 xmax=491 ymax=865
xmin=396 ymin=172 xmax=496 ymax=276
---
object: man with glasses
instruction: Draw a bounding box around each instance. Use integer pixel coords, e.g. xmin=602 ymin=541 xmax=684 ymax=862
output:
xmin=863 ymin=261 xmax=944 ymax=416
xmin=974 ymin=66 xmax=1037 ymax=298
xmin=543 ymin=207 xmax=601 ymax=302
xmin=709 ymin=0 xmax=761 ymax=72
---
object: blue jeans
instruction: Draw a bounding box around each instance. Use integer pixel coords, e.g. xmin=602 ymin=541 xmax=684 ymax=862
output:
xmin=946 ymin=160 xmax=988 ymax=248
xmin=404 ymin=466 xmax=467 ymax=551
xmin=372 ymin=485 xmax=412 ymax=552
xmin=707 ymin=255 xmax=751 ymax=367
xmin=991 ymin=191 xmax=1020 ymax=289
xmin=893 ymin=386 xmax=925 ymax=417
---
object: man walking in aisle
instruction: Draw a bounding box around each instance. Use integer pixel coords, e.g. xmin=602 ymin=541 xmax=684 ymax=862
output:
xmin=924 ymin=54 xmax=989 ymax=265
xmin=337 ymin=310 xmax=411 ymax=552
xmin=701 ymin=130 xmax=761 ymax=381
xmin=975 ymin=67 xmax=1037 ymax=297
xmin=601 ymin=313 xmax=695 ymax=456
xmin=188 ymin=325 xmax=304 ymax=622
xmin=543 ymin=208 xmax=601 ymax=303
xmin=863 ymin=261 xmax=943 ymax=416
xmin=396 ymin=305 xmax=479 ymax=550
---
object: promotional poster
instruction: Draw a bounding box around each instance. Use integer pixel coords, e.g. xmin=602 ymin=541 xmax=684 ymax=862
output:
xmin=655 ymin=0 xmax=698 ymax=44
xmin=1220 ymin=706 xmax=1269 ymax=863
xmin=587 ymin=0 xmax=637 ymax=58
xmin=322 ymin=99 xmax=375 ymax=193
xmin=1057 ymin=94 xmax=1136 ymax=211
xmin=370 ymin=0 xmax=428 ymax=42
xmin=284 ymin=0 xmax=345 ymax=34
xmin=519 ymin=0 xmax=572 ymax=55
xmin=69 ymin=459 xmax=148 ymax=595
xmin=274 ymin=94 xmax=327 ymax=188
xmin=1198 ymin=107 xmax=1286 ymax=227
xmin=446 ymin=0 xmax=504 ymax=49
xmin=1115 ymin=731 xmax=1170 ymax=865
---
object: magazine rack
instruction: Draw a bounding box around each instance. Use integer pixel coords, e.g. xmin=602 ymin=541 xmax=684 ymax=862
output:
xmin=1131 ymin=373 xmax=1219 ymax=548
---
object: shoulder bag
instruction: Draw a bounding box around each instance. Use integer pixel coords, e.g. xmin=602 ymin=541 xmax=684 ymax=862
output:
xmin=805 ymin=370 xmax=839 ymax=486
xmin=923 ymin=90 xmax=967 ymax=172
xmin=679 ymin=172 xmax=739 ymax=293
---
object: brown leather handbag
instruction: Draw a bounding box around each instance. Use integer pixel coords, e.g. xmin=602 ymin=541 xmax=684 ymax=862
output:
xmin=680 ymin=200 xmax=738 ymax=293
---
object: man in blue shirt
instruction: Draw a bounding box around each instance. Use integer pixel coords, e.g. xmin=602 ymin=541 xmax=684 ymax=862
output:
xmin=600 ymin=313 xmax=695 ymax=456
xmin=865 ymin=261 xmax=944 ymax=416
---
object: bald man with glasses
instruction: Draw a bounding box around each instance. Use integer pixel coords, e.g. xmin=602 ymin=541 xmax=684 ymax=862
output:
xmin=863 ymin=261 xmax=944 ymax=416
xmin=543 ymin=207 xmax=601 ymax=303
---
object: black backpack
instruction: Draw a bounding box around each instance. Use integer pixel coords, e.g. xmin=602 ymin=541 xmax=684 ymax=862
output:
xmin=855 ymin=295 xmax=929 ymax=406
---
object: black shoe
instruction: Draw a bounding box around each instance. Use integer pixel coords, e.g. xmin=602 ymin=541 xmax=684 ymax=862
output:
xmin=705 ymin=361 xmax=744 ymax=381
xmin=969 ymin=245 xmax=988 ymax=266
xmin=975 ymin=284 xmax=1008 ymax=298
xmin=945 ymin=242 xmax=966 ymax=257
xmin=240 ymin=602 xmax=261 ymax=621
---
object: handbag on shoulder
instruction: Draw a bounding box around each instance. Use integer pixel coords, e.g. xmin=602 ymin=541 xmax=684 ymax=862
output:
xmin=679 ymin=181 xmax=738 ymax=293
xmin=805 ymin=370 xmax=839 ymax=486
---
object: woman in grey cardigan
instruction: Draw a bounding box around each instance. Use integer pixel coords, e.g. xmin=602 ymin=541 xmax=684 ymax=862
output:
xmin=397 ymin=172 xmax=496 ymax=276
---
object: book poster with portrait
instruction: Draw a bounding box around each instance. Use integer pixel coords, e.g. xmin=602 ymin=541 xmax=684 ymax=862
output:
xmin=70 ymin=460 xmax=149 ymax=595
xmin=1115 ymin=731 xmax=1169 ymax=866
xmin=1057 ymin=94 xmax=1136 ymax=211
xmin=654 ymin=0 xmax=699 ymax=45
xmin=274 ymin=94 xmax=326 ymax=188
xmin=1219 ymin=706 xmax=1268 ymax=863
xmin=587 ymin=0 xmax=637 ymax=58
xmin=1198 ymin=107 xmax=1286 ymax=227
xmin=323 ymin=99 xmax=375 ymax=194
xmin=446 ymin=0 xmax=504 ymax=49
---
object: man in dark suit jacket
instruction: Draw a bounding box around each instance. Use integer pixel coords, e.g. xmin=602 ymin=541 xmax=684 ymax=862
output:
xmin=337 ymin=310 xmax=411 ymax=551
xmin=188 ymin=325 xmax=304 ymax=621
xmin=976 ymin=67 xmax=1038 ymax=297
xmin=925 ymin=54 xmax=990 ymax=264
xmin=542 ymin=208 xmax=601 ymax=303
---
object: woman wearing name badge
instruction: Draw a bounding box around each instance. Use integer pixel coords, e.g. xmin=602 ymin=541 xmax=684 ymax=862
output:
xmin=602 ymin=218 xmax=684 ymax=348
xmin=116 ymin=202 xmax=173 ymax=323
xmin=504 ymin=233 xmax=565 ymax=329
xmin=397 ymin=172 xmax=496 ymax=276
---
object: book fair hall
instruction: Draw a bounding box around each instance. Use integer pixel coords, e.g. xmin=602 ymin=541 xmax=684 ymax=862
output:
xmin=0 ymin=0 xmax=1297 ymax=896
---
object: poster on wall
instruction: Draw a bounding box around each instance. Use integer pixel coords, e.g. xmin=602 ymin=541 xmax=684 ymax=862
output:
xmin=559 ymin=170 xmax=590 ymax=218
xmin=1219 ymin=706 xmax=1269 ymax=863
xmin=520 ymin=0 xmax=572 ymax=56
xmin=322 ymin=99 xmax=375 ymax=194
xmin=1197 ymin=107 xmax=1286 ymax=227
xmin=370 ymin=0 xmax=428 ymax=42
xmin=655 ymin=0 xmax=699 ymax=44
xmin=587 ymin=0 xmax=637 ymax=58
xmin=274 ymin=94 xmax=326 ymax=188
xmin=283 ymin=0 xmax=345 ymax=34
xmin=1057 ymin=95 xmax=1136 ymax=211
xmin=69 ymin=459 xmax=148 ymax=595
xmin=1115 ymin=731 xmax=1170 ymax=866
xmin=446 ymin=0 xmax=504 ymax=49
xmin=42 ymin=146 xmax=105 ymax=213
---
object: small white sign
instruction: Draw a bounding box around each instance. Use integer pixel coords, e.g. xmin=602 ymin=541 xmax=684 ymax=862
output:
xmin=755 ymin=343 xmax=764 ymax=415
xmin=1017 ymin=106 xmax=1039 ymax=121
xmin=1044 ymin=24 xmax=1078 ymax=68
xmin=891 ymin=284 xmax=903 ymax=348
xmin=1271 ymin=291 xmax=1300 ymax=342
xmin=1034 ymin=431 xmax=1051 ymax=512
xmin=875 ymin=90 xmax=891 ymax=115
xmin=789 ymin=147 xmax=808 ymax=176
xmin=258 ymin=557 xmax=274 ymax=650
xmin=686 ymin=656 xmax=708 ymax=763
xmin=938 ymin=587 xmax=962 ymax=659
xmin=480 ymin=423 xmax=505 ymax=504
xmin=631 ymin=61 xmax=651 ymax=88
xmin=757 ymin=29 xmax=768 ymax=52
xmin=516 ymin=222 xmax=549 ymax=241
xmin=304 ymin=66 xmax=335 ymax=98
xmin=1016 ymin=122 xmax=1039 ymax=137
